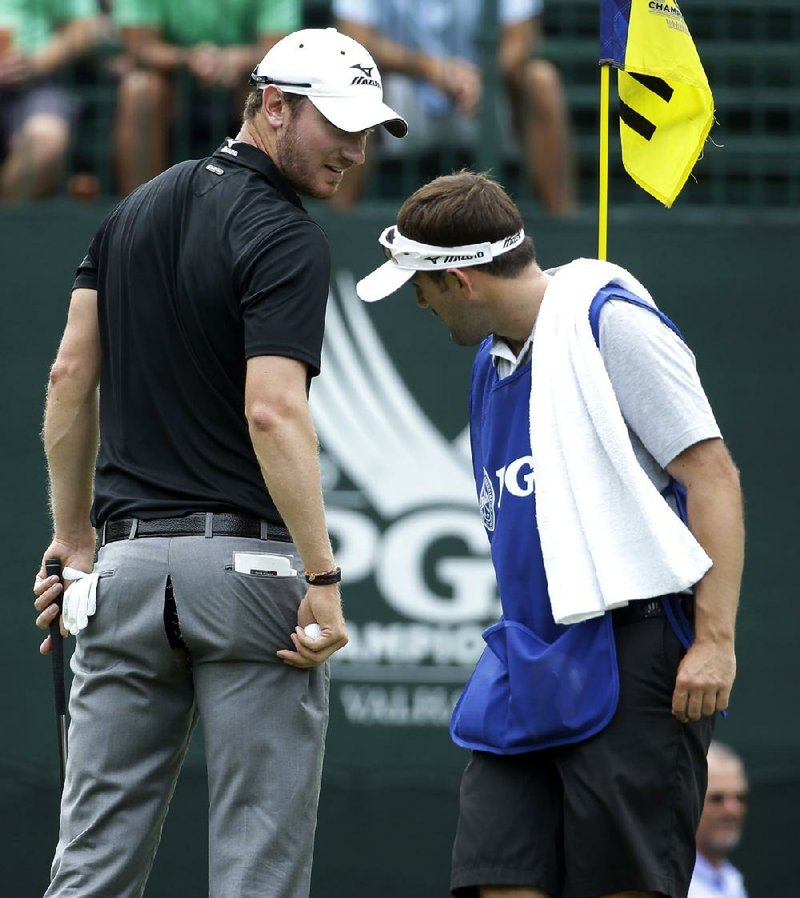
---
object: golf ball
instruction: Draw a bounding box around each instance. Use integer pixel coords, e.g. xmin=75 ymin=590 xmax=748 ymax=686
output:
xmin=304 ymin=622 xmax=323 ymax=640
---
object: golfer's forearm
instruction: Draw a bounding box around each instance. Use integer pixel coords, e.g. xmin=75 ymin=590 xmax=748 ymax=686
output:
xmin=44 ymin=384 xmax=99 ymax=544
xmin=248 ymin=406 xmax=335 ymax=573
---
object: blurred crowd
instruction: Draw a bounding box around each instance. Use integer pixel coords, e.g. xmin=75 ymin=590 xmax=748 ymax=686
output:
xmin=0 ymin=0 xmax=575 ymax=214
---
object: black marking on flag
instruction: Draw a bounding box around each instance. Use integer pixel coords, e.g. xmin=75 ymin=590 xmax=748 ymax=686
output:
xmin=629 ymin=72 xmax=674 ymax=103
xmin=619 ymin=100 xmax=656 ymax=140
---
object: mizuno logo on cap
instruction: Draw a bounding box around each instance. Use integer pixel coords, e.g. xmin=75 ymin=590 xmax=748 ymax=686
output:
xmin=350 ymin=62 xmax=379 ymax=87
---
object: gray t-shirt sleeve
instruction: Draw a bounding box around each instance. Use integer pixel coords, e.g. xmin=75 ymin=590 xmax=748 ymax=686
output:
xmin=598 ymin=299 xmax=722 ymax=479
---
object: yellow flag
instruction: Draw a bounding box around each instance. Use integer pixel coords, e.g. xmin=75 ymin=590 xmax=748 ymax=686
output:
xmin=600 ymin=0 xmax=714 ymax=206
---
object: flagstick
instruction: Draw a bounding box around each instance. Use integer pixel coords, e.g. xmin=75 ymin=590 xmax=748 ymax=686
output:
xmin=598 ymin=64 xmax=610 ymax=261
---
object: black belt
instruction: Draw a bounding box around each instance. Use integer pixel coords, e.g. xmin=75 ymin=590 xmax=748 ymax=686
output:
xmin=612 ymin=595 xmax=694 ymax=626
xmin=99 ymin=513 xmax=292 ymax=546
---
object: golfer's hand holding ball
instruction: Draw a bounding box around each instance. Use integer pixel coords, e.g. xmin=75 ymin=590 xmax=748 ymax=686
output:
xmin=276 ymin=568 xmax=348 ymax=669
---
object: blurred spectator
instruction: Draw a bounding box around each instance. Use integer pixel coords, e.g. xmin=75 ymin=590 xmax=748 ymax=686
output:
xmin=0 ymin=0 xmax=102 ymax=201
xmin=333 ymin=0 xmax=576 ymax=215
xmin=112 ymin=0 xmax=301 ymax=195
xmin=688 ymin=741 xmax=750 ymax=898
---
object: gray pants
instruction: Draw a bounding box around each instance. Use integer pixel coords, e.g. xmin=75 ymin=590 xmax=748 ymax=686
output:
xmin=46 ymin=534 xmax=329 ymax=898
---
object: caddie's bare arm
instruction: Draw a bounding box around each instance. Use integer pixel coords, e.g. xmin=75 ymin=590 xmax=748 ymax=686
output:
xmin=32 ymin=288 xmax=101 ymax=653
xmin=245 ymin=355 xmax=348 ymax=669
xmin=666 ymin=437 xmax=744 ymax=722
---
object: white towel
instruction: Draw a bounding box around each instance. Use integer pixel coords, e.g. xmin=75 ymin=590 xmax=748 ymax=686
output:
xmin=530 ymin=258 xmax=712 ymax=624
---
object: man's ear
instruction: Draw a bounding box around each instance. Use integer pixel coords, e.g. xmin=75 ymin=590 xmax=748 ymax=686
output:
xmin=448 ymin=267 xmax=475 ymax=299
xmin=261 ymin=86 xmax=288 ymax=127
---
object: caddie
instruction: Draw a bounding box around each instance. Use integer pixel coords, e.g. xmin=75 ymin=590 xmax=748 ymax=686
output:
xmin=356 ymin=170 xmax=743 ymax=898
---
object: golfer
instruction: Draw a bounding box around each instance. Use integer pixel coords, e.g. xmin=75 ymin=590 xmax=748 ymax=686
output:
xmin=357 ymin=171 xmax=743 ymax=898
xmin=32 ymin=27 xmax=406 ymax=898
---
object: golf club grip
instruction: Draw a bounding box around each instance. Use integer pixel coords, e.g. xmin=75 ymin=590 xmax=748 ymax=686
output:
xmin=45 ymin=558 xmax=67 ymax=716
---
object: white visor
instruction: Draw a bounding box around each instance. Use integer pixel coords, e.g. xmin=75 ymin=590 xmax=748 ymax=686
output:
xmin=356 ymin=226 xmax=526 ymax=302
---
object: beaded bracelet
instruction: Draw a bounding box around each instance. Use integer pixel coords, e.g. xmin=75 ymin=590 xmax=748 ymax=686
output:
xmin=304 ymin=565 xmax=342 ymax=586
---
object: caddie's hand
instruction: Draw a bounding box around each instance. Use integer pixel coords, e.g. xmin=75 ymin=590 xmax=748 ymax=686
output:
xmin=671 ymin=637 xmax=736 ymax=723
xmin=33 ymin=536 xmax=95 ymax=655
xmin=277 ymin=587 xmax=348 ymax=669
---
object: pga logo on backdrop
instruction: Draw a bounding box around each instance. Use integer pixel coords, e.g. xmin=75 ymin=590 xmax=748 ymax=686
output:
xmin=311 ymin=273 xmax=498 ymax=643
xmin=310 ymin=273 xmax=538 ymax=726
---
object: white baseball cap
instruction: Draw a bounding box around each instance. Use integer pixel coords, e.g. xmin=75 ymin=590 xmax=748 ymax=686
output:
xmin=250 ymin=28 xmax=408 ymax=138
xmin=357 ymin=225 xmax=527 ymax=302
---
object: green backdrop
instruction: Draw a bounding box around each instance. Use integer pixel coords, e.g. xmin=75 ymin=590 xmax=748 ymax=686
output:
xmin=1 ymin=199 xmax=796 ymax=896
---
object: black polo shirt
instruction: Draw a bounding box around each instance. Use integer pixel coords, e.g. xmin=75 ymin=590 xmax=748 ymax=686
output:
xmin=74 ymin=140 xmax=331 ymax=526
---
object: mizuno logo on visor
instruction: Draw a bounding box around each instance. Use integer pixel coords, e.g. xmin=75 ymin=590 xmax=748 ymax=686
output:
xmin=379 ymin=226 xmax=525 ymax=271
xmin=356 ymin=226 xmax=526 ymax=302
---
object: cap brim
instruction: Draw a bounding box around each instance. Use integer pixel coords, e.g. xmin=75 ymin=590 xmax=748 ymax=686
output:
xmin=310 ymin=96 xmax=408 ymax=138
xmin=356 ymin=260 xmax=416 ymax=302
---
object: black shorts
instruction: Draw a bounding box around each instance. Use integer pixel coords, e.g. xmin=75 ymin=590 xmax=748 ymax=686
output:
xmin=451 ymin=612 xmax=714 ymax=898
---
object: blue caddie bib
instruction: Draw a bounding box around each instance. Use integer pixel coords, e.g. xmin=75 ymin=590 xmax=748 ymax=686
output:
xmin=450 ymin=286 xmax=694 ymax=755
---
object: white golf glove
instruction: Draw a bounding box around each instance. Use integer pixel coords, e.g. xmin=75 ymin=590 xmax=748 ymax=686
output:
xmin=61 ymin=566 xmax=101 ymax=635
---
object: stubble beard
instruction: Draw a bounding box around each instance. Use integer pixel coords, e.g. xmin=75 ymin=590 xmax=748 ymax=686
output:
xmin=449 ymin=312 xmax=490 ymax=348
xmin=275 ymin=123 xmax=333 ymax=201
